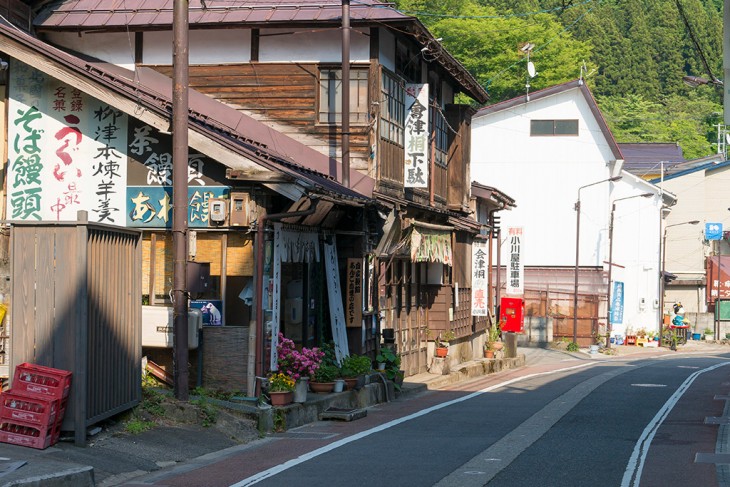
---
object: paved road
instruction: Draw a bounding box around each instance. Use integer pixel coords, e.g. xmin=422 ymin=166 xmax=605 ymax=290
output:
xmin=130 ymin=347 xmax=730 ymax=487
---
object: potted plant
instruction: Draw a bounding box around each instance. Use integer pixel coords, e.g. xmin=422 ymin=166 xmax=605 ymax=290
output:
xmin=485 ymin=325 xmax=503 ymax=357
xmin=267 ymin=372 xmax=295 ymax=406
xmin=435 ymin=330 xmax=455 ymax=358
xmin=375 ymin=348 xmax=403 ymax=389
xmin=311 ymin=364 xmax=339 ymax=393
xmin=340 ymin=354 xmax=371 ymax=390
xmin=704 ymin=327 xmax=714 ymax=340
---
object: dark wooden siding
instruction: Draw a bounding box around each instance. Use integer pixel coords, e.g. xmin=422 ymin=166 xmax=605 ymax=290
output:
xmin=446 ymin=104 xmax=473 ymax=211
xmin=151 ymin=63 xmax=371 ymax=163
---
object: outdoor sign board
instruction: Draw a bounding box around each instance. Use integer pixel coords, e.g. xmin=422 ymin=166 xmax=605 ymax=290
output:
xmin=471 ymin=239 xmax=489 ymax=316
xmin=610 ymin=281 xmax=624 ymax=324
xmin=505 ymin=227 xmax=524 ymax=295
xmin=345 ymin=258 xmax=363 ymax=327
xmin=706 ymin=223 xmax=723 ymax=241
xmin=7 ymin=60 xmax=229 ymax=228
xmin=404 ymin=83 xmax=429 ymax=188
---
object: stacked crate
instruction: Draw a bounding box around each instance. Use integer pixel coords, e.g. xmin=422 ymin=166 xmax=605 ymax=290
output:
xmin=0 ymin=363 xmax=72 ymax=449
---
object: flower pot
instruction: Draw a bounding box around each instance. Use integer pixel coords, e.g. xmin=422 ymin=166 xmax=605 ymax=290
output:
xmin=491 ymin=342 xmax=504 ymax=351
xmin=309 ymin=381 xmax=335 ymax=393
xmin=435 ymin=347 xmax=448 ymax=358
xmin=344 ymin=376 xmax=365 ymax=390
xmin=333 ymin=379 xmax=345 ymax=393
xmin=484 ymin=349 xmax=495 ymax=359
xmin=692 ymin=333 xmax=702 ymax=341
xmin=269 ymin=391 xmax=293 ymax=406
xmin=589 ymin=344 xmax=599 ymax=354
xmin=293 ymin=378 xmax=309 ymax=403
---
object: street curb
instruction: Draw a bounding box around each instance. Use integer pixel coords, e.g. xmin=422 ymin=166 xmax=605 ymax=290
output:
xmin=1 ymin=465 xmax=94 ymax=487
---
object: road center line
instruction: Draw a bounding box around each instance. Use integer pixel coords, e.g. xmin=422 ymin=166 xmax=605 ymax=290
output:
xmin=434 ymin=364 xmax=635 ymax=487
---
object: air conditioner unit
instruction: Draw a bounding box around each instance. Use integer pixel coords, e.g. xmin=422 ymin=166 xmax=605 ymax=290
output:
xmin=141 ymin=306 xmax=202 ymax=349
xmin=209 ymin=198 xmax=227 ymax=224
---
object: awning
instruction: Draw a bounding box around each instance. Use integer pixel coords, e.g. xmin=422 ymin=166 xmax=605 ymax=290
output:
xmin=409 ymin=221 xmax=453 ymax=265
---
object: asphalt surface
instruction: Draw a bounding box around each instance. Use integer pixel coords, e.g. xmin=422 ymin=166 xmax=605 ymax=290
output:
xmin=0 ymin=340 xmax=726 ymax=487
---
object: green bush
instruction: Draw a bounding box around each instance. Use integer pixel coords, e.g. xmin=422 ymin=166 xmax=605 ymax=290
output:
xmin=341 ymin=354 xmax=371 ymax=377
xmin=314 ymin=364 xmax=339 ymax=382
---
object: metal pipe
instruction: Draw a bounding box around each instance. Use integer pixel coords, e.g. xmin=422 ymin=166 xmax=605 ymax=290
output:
xmin=172 ymin=0 xmax=190 ymax=401
xmin=253 ymin=199 xmax=319 ymax=389
xmin=606 ymin=193 xmax=653 ymax=348
xmin=572 ymin=176 xmax=621 ymax=345
xmin=341 ymin=0 xmax=350 ymax=187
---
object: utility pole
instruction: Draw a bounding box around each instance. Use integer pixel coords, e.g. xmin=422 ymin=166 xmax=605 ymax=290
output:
xmin=722 ymin=0 xmax=730 ymax=126
xmin=172 ymin=0 xmax=190 ymax=400
xmin=341 ymin=0 xmax=350 ymax=188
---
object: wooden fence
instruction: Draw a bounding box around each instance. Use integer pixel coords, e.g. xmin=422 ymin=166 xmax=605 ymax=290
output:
xmin=10 ymin=212 xmax=141 ymax=445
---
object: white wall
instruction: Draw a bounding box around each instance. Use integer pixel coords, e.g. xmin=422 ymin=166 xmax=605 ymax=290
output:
xmin=47 ymin=27 xmax=370 ymax=66
xmin=259 ymin=28 xmax=370 ymax=63
xmin=609 ymin=175 xmax=663 ymax=336
xmin=659 ymin=165 xmax=730 ymax=314
xmin=471 ymin=88 xmax=617 ymax=267
xmin=144 ymin=29 xmax=251 ymax=64
xmin=47 ymin=32 xmax=138 ymax=70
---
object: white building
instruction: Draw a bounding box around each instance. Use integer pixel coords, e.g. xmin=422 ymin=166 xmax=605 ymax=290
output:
xmin=471 ymin=80 xmax=674 ymax=343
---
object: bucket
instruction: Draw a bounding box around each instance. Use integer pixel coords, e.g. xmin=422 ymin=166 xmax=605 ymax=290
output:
xmin=589 ymin=344 xmax=599 ymax=354
xmin=692 ymin=333 xmax=701 ymax=341
xmin=333 ymin=379 xmax=345 ymax=393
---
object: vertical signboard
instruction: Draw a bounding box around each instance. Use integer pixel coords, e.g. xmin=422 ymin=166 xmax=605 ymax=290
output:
xmin=346 ymin=258 xmax=363 ymax=327
xmin=471 ymin=239 xmax=489 ymax=316
xmin=324 ymin=237 xmax=348 ymax=362
xmin=8 ymin=60 xmax=128 ymax=223
xmin=505 ymin=227 xmax=524 ymax=295
xmin=610 ymin=281 xmax=624 ymax=324
xmin=404 ymin=83 xmax=429 ymax=188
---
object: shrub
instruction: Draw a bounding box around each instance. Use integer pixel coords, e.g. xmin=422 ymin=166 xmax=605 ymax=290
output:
xmin=341 ymin=354 xmax=371 ymax=377
xmin=313 ymin=364 xmax=339 ymax=383
xmin=276 ymin=333 xmax=324 ymax=380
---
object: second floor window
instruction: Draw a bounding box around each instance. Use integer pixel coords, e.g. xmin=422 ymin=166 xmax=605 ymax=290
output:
xmin=380 ymin=71 xmax=405 ymax=145
xmin=530 ymin=119 xmax=579 ymax=136
xmin=318 ymin=68 xmax=369 ymax=124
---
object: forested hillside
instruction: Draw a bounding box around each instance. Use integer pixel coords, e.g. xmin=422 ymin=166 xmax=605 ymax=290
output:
xmin=394 ymin=0 xmax=724 ymax=159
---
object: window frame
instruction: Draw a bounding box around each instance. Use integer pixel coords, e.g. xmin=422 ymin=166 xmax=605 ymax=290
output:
xmin=380 ymin=69 xmax=405 ymax=146
xmin=530 ymin=119 xmax=579 ymax=136
xmin=317 ymin=66 xmax=370 ymax=125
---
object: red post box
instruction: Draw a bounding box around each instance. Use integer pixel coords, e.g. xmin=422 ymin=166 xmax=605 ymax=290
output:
xmin=499 ymin=297 xmax=524 ymax=333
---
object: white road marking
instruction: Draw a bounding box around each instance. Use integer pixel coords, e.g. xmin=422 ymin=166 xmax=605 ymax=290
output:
xmin=229 ymin=362 xmax=595 ymax=486
xmin=621 ymin=361 xmax=730 ymax=487
xmin=631 ymin=384 xmax=667 ymax=388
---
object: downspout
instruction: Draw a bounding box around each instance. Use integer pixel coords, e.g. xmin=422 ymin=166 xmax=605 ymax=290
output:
xmin=252 ymin=198 xmax=319 ymax=394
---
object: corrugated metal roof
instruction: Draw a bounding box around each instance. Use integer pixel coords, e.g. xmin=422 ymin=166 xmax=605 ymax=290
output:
xmin=34 ymin=0 xmax=409 ymax=29
xmin=618 ymin=143 xmax=685 ymax=164
xmin=0 ymin=16 xmax=372 ymax=204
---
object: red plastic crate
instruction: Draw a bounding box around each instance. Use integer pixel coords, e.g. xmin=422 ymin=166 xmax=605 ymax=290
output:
xmin=0 ymin=418 xmax=61 ymax=450
xmin=12 ymin=363 xmax=72 ymax=401
xmin=0 ymin=391 xmax=63 ymax=427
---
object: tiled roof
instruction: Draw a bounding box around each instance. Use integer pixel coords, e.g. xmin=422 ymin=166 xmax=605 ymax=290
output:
xmin=34 ymin=0 xmax=410 ymax=29
xmin=618 ymin=143 xmax=685 ymax=164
